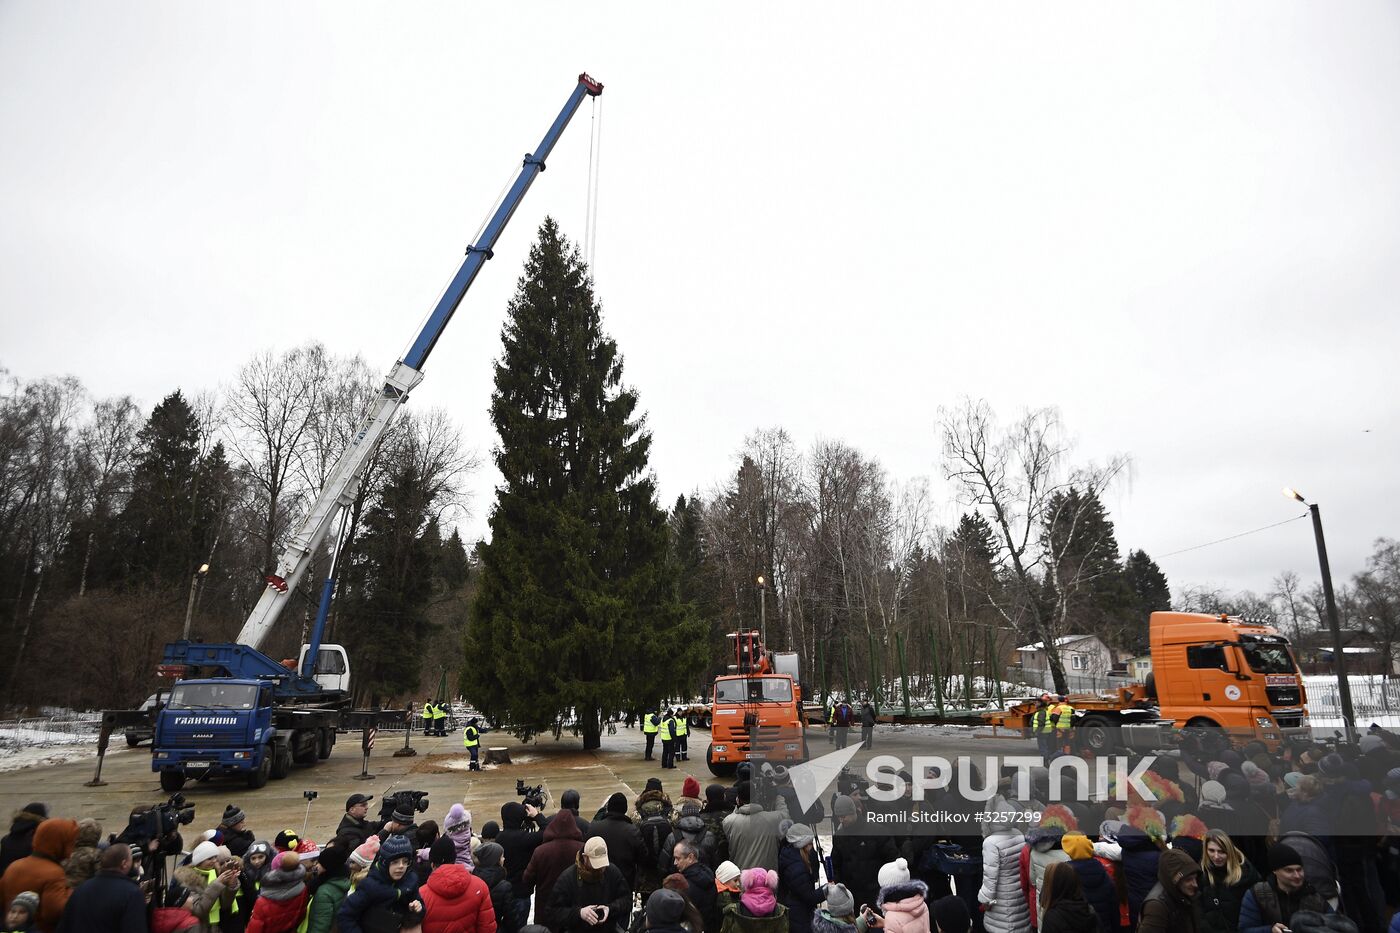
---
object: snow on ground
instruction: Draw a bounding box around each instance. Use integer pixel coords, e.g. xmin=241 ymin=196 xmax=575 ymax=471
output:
xmin=440 ymin=752 xmax=542 ymax=772
xmin=0 ymin=740 xmax=129 ymax=773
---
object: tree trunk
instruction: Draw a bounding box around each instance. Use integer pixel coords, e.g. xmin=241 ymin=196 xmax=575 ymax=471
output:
xmin=78 ymin=531 xmax=94 ymax=598
xmin=581 ymin=707 xmax=602 ymax=750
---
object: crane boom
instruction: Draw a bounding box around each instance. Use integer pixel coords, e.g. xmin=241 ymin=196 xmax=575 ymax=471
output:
xmin=236 ymin=73 xmax=604 ymax=651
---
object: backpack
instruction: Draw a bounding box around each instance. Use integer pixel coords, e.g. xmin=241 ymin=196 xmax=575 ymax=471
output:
xmin=639 ymin=814 xmax=673 ymax=873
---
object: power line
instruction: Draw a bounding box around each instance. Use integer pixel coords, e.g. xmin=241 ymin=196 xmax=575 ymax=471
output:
xmin=1154 ymin=513 xmax=1308 ymax=560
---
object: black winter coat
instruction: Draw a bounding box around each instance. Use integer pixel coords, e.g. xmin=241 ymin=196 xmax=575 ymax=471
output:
xmin=830 ymin=831 xmax=897 ymax=916
xmin=661 ymin=815 xmax=718 ymax=874
xmin=541 ymin=861 xmax=631 ymax=933
xmin=1116 ymin=830 xmax=1161 ymax=928
xmin=54 ymin=870 xmax=146 ymax=933
xmin=223 ymin=827 xmax=256 ymax=858
xmin=498 ymin=804 xmax=544 ymax=899
xmin=336 ymin=813 xmax=381 ymax=847
xmin=587 ymin=813 xmax=646 ymax=889
xmin=475 ymin=863 xmax=522 ymax=933
xmin=1065 ymin=858 xmax=1118 ymax=933
xmin=1198 ymin=860 xmax=1261 ymax=933
xmin=337 ymin=860 xmax=424 ymax=933
xmin=682 ymin=861 xmax=719 ymax=933
xmin=1040 ymin=897 xmax=1099 ymax=933
xmin=777 ymin=844 xmax=823 ymax=933
xmin=0 ymin=813 xmax=42 ymax=874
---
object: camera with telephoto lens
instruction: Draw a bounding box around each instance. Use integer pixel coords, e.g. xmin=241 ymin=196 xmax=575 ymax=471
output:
xmin=378 ymin=789 xmax=430 ymax=823
xmin=117 ymin=792 xmax=196 ymax=856
xmin=516 ymin=779 xmax=546 ymax=809
xmin=836 ymin=767 xmax=866 ymax=798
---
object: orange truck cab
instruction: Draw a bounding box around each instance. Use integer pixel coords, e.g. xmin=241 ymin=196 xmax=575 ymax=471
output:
xmin=1149 ymin=611 xmax=1309 ymax=744
xmin=707 ymin=631 xmax=808 ymax=775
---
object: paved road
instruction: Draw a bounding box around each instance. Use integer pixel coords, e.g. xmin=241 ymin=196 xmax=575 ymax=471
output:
xmin=0 ymin=721 xmax=1038 ymax=843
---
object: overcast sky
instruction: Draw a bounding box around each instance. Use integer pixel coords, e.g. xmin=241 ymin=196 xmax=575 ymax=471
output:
xmin=3 ymin=2 xmax=1397 ymax=600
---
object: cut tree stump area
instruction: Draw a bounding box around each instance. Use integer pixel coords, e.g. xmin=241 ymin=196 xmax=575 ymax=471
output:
xmin=484 ymin=747 xmax=511 ymax=765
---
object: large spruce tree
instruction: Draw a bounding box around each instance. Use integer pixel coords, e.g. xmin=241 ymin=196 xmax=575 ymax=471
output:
xmin=464 ymin=219 xmax=705 ymax=749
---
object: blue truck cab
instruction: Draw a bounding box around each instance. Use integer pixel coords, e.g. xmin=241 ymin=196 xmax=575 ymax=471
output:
xmin=153 ymin=676 xmax=340 ymax=791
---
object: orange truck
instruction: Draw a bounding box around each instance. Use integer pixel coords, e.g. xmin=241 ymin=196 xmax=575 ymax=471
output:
xmin=706 ymin=631 xmax=809 ymax=775
xmin=987 ymin=611 xmax=1310 ymax=751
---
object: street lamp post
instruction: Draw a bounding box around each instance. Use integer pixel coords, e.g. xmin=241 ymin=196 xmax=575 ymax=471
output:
xmin=1283 ymin=488 xmax=1357 ymax=743
xmin=182 ymin=563 xmax=211 ymax=640
xmin=757 ymin=575 xmax=767 ymax=648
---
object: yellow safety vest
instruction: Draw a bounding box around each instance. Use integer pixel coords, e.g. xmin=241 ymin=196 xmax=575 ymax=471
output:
xmin=463 ymin=726 xmax=480 ymax=748
xmin=423 ymin=703 xmax=433 ymax=719
xmin=1053 ymin=703 xmax=1074 ymax=729
xmin=674 ymin=715 xmax=688 ymax=737
xmin=1035 ymin=707 xmax=1055 ymax=733
xmin=642 ymin=714 xmax=659 ymax=734
xmin=197 ymin=866 xmax=240 ymax=923
xmin=659 ymin=718 xmax=673 ymax=741
xmin=432 ymin=704 xmax=447 ymax=721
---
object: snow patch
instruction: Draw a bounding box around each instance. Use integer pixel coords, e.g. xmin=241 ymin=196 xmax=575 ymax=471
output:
xmin=0 ymin=743 xmax=129 ymax=773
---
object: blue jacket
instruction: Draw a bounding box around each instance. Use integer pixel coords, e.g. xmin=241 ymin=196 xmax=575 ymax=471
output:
xmin=1065 ymin=858 xmax=1117 ymax=933
xmin=1237 ymin=879 xmax=1329 ymax=933
xmin=1279 ymin=798 xmax=1329 ymax=837
xmin=337 ymin=859 xmax=424 ymax=933
xmin=777 ymin=843 xmax=823 ymax=933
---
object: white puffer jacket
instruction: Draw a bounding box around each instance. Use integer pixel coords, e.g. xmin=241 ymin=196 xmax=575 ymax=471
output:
xmin=979 ymin=830 xmax=1031 ymax=933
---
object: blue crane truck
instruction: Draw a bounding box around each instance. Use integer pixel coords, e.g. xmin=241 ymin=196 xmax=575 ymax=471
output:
xmin=104 ymin=73 xmax=605 ymax=792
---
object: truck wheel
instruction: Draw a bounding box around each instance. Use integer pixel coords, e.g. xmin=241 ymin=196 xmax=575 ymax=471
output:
xmin=703 ymin=712 xmax=712 ymax=729
xmin=1078 ymin=715 xmax=1116 ymax=754
xmin=706 ymin=744 xmax=735 ymax=778
xmin=248 ymin=749 xmax=272 ymax=789
xmin=125 ymin=732 xmax=141 ymax=748
xmin=292 ymin=730 xmax=319 ymax=765
xmin=270 ymin=743 xmax=292 ymax=779
xmin=159 ymin=770 xmax=186 ymax=792
xmin=317 ymin=728 xmax=333 ymax=760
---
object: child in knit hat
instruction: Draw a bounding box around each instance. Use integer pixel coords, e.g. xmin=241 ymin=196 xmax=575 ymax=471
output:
xmin=875 ymin=859 xmax=929 ymax=933
xmin=245 ymin=850 xmax=308 ymax=932
xmin=5 ymin=892 xmax=39 ymax=933
xmin=739 ymin=868 xmax=784 ymax=919
xmin=715 ymin=860 xmax=742 ymax=912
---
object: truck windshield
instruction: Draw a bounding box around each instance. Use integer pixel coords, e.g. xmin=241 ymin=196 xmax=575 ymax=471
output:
xmin=167 ymin=683 xmax=259 ymax=710
xmin=714 ymin=678 xmax=792 ymax=704
xmin=1242 ymin=645 xmax=1296 ymax=674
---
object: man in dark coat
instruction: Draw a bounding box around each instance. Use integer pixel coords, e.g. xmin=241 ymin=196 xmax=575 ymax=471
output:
xmin=546 ymin=790 xmax=590 ymax=839
xmin=859 ymin=701 xmax=877 ymax=750
xmin=541 ymin=836 xmax=632 ymax=933
xmin=498 ymin=801 xmax=543 ymax=922
xmin=524 ymin=808 xmax=584 ymax=918
xmin=586 ymin=793 xmax=646 ymax=890
xmin=673 ymin=841 xmax=717 ymax=933
xmin=1138 ymin=848 xmax=1200 ymax=933
xmin=336 ymin=793 xmax=380 ymax=847
xmin=55 ymin=844 xmax=146 ymax=933
xmin=218 ymin=804 xmax=256 ymax=858
xmin=0 ymin=804 xmax=46 ymax=874
xmin=830 ymin=799 xmax=896 ymax=914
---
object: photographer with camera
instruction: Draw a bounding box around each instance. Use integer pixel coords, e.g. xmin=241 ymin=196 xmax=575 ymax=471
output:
xmin=337 ymin=796 xmax=380 ymax=848
xmin=499 ymin=798 xmax=545 ymax=924
xmin=377 ymin=793 xmax=430 ymax=845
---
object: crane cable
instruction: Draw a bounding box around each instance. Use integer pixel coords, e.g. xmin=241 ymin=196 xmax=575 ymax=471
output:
xmin=583 ymin=95 xmax=604 ymax=274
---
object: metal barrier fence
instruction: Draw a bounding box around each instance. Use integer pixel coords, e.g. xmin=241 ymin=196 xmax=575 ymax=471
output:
xmin=0 ymin=715 xmax=103 ymax=746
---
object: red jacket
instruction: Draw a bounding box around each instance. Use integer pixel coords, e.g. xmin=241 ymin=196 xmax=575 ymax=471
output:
xmin=421 ymin=863 xmax=497 ymax=933
xmin=246 ymin=888 xmax=310 ymax=933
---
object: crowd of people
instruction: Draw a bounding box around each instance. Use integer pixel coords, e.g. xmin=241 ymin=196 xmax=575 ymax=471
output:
xmin=1 ymin=724 xmax=1397 ymax=933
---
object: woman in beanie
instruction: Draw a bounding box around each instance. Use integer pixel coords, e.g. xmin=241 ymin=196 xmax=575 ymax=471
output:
xmin=1197 ymin=829 xmax=1258 ymax=933
xmin=338 ymin=834 xmax=424 ymax=933
xmin=305 ymin=839 xmax=354 ymax=933
xmin=473 ymin=842 xmax=521 ymax=933
xmin=720 ymin=869 xmax=788 ymax=933
xmin=246 ymin=850 xmax=309 ymax=933
xmin=678 ymin=777 xmax=704 ymax=816
xmin=1036 ymin=863 xmax=1096 ymax=933
xmin=1058 ymin=833 xmax=1119 ymax=933
xmin=875 ymin=859 xmax=928 ymax=933
xmin=777 ymin=825 xmax=823 ymax=933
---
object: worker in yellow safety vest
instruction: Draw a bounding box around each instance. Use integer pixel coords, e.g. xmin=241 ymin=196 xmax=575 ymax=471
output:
xmin=658 ymin=709 xmax=675 ymax=770
xmin=431 ymin=701 xmax=448 ymax=736
xmin=1033 ymin=693 xmax=1056 ymax=761
xmin=673 ymin=707 xmax=689 ymax=761
xmin=642 ymin=709 xmax=660 ymax=761
xmin=422 ymin=701 xmax=434 ymax=734
xmin=462 ymin=716 xmax=481 ymax=771
xmin=1051 ymin=694 xmax=1074 ymax=757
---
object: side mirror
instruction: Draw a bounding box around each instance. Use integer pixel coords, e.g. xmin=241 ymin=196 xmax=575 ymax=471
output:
xmin=1223 ymin=647 xmax=1249 ymax=680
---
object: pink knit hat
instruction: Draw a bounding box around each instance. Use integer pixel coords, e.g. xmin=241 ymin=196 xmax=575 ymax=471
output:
xmin=740 ymin=868 xmax=778 ymax=917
